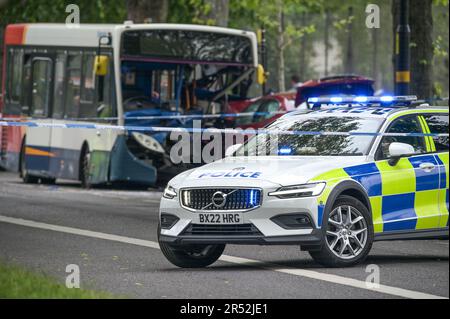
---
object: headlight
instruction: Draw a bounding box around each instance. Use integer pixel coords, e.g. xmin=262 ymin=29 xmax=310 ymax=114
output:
xmin=163 ymin=185 xmax=177 ymax=199
xmin=132 ymin=132 xmax=165 ymax=153
xmin=268 ymin=182 xmax=326 ymax=199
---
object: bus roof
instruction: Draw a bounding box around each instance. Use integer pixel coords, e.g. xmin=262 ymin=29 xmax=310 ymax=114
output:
xmin=5 ymin=23 xmax=257 ymax=49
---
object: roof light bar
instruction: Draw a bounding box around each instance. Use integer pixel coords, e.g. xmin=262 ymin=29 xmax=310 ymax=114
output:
xmin=307 ymin=95 xmax=418 ymax=106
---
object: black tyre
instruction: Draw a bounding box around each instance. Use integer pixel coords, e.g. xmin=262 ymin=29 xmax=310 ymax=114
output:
xmin=309 ymin=195 xmax=374 ymax=267
xmin=158 ymin=226 xmax=225 ymax=268
xmin=20 ymin=141 xmax=39 ymax=184
xmin=80 ymin=146 xmax=92 ymax=189
xmin=40 ymin=178 xmax=56 ymax=185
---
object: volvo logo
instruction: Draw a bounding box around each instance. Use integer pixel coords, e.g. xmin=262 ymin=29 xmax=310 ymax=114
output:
xmin=212 ymin=191 xmax=227 ymax=208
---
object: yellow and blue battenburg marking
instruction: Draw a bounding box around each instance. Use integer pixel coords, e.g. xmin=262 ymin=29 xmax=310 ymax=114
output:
xmin=312 ymin=153 xmax=449 ymax=233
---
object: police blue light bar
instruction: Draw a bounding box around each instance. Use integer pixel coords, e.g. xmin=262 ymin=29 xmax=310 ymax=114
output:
xmin=307 ymin=95 xmax=418 ymax=106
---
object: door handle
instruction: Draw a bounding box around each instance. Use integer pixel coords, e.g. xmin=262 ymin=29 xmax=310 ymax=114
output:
xmin=419 ymin=163 xmax=436 ymax=172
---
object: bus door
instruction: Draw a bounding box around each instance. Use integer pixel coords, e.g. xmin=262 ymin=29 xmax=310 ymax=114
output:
xmin=24 ymin=55 xmax=54 ymax=177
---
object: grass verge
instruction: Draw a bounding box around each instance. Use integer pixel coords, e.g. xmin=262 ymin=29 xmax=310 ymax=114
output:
xmin=0 ymin=263 xmax=113 ymax=299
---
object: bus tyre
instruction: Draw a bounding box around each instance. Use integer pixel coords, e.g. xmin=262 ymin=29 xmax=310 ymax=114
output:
xmin=80 ymin=146 xmax=92 ymax=189
xmin=309 ymin=195 xmax=374 ymax=268
xmin=20 ymin=143 xmax=39 ymax=184
xmin=158 ymin=225 xmax=225 ymax=268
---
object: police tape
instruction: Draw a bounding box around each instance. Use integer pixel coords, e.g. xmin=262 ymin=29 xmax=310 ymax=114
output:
xmin=0 ymin=120 xmax=448 ymax=138
xmin=0 ymin=110 xmax=288 ymax=122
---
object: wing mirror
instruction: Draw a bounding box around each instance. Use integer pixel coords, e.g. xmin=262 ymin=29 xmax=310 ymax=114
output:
xmin=225 ymin=144 xmax=243 ymax=157
xmin=257 ymin=64 xmax=267 ymax=85
xmin=94 ymin=55 xmax=109 ymax=76
xmin=388 ymin=142 xmax=415 ymax=166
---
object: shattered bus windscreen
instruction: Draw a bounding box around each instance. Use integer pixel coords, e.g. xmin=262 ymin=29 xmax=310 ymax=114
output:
xmin=122 ymin=30 xmax=253 ymax=65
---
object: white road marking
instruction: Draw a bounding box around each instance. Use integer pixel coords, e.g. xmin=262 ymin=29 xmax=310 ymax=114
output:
xmin=0 ymin=215 xmax=447 ymax=300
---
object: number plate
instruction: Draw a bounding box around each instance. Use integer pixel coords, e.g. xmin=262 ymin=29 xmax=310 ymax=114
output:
xmin=197 ymin=213 xmax=244 ymax=225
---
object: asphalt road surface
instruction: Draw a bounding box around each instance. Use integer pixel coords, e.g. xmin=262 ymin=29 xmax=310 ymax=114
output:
xmin=0 ymin=172 xmax=448 ymax=299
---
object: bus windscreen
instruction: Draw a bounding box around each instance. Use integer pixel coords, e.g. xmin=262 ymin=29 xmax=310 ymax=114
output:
xmin=122 ymin=30 xmax=253 ymax=65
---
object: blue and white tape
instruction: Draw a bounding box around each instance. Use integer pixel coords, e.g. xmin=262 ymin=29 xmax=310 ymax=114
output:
xmin=0 ymin=111 xmax=287 ymax=122
xmin=0 ymin=120 xmax=448 ymax=138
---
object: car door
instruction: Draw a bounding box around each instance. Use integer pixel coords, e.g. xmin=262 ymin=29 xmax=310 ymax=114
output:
xmin=24 ymin=56 xmax=54 ymax=177
xmin=422 ymin=113 xmax=449 ymax=228
xmin=375 ymin=114 xmax=440 ymax=232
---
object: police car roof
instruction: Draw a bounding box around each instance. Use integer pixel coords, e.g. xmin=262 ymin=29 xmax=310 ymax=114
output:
xmin=286 ymin=105 xmax=448 ymax=120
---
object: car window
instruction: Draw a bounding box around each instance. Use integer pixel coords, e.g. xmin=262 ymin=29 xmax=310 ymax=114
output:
xmin=376 ymin=115 xmax=427 ymax=160
xmin=254 ymin=100 xmax=280 ymax=122
xmin=235 ymin=99 xmax=265 ymax=126
xmin=423 ymin=114 xmax=449 ymax=153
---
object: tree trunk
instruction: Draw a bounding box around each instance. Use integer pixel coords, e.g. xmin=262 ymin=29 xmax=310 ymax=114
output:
xmin=126 ymin=0 xmax=168 ymax=23
xmin=372 ymin=28 xmax=380 ymax=90
xmin=275 ymin=0 xmax=286 ymax=92
xmin=344 ymin=6 xmax=354 ymax=74
xmin=409 ymin=0 xmax=434 ymax=99
xmin=324 ymin=9 xmax=331 ymax=77
xmin=392 ymin=0 xmax=401 ymax=88
xmin=199 ymin=0 xmax=229 ymax=27
xmin=298 ymin=12 xmax=308 ymax=81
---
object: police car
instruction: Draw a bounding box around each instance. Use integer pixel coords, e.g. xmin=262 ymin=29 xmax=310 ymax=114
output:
xmin=158 ymin=96 xmax=449 ymax=268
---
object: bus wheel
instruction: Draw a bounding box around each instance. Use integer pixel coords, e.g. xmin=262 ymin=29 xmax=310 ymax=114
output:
xmin=20 ymin=143 xmax=39 ymax=184
xmin=41 ymin=178 xmax=56 ymax=185
xmin=80 ymin=146 xmax=92 ymax=189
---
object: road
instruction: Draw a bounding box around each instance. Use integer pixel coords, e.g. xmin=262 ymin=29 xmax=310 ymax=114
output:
xmin=0 ymin=172 xmax=448 ymax=299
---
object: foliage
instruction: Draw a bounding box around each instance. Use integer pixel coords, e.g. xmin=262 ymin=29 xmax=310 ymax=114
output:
xmin=0 ymin=0 xmax=448 ymax=96
xmin=0 ymin=263 xmax=114 ymax=299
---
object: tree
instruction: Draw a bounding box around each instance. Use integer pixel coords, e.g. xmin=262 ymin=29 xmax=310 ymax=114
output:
xmin=198 ymin=0 xmax=230 ymax=27
xmin=126 ymin=0 xmax=168 ymax=23
xmin=409 ymin=0 xmax=434 ymax=99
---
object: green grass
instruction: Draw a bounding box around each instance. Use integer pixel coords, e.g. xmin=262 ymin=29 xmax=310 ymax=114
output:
xmin=0 ymin=263 xmax=113 ymax=299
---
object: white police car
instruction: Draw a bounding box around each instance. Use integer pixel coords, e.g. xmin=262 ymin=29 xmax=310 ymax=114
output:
xmin=159 ymin=96 xmax=449 ymax=268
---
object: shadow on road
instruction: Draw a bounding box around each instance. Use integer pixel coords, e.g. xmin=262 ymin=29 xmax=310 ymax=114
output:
xmin=158 ymin=253 xmax=449 ymax=273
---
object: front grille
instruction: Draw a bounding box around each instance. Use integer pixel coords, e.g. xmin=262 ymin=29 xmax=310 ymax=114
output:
xmin=181 ymin=188 xmax=262 ymax=211
xmin=182 ymin=224 xmax=263 ymax=236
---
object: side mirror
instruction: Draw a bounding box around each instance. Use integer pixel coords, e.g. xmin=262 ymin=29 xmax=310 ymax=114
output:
xmin=94 ymin=55 xmax=109 ymax=76
xmin=225 ymin=144 xmax=243 ymax=157
xmin=257 ymin=64 xmax=267 ymax=85
xmin=388 ymin=142 xmax=415 ymax=166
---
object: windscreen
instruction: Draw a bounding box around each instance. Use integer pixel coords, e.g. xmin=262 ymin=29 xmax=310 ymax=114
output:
xmin=235 ymin=116 xmax=384 ymax=157
xmin=122 ymin=30 xmax=254 ymax=65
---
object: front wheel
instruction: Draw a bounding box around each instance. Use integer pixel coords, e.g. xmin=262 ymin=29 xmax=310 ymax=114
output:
xmin=158 ymin=227 xmax=225 ymax=268
xmin=20 ymin=142 xmax=39 ymax=184
xmin=309 ymin=195 xmax=374 ymax=267
xmin=80 ymin=147 xmax=92 ymax=189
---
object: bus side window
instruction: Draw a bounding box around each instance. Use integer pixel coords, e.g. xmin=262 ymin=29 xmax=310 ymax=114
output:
xmin=80 ymin=53 xmax=96 ymax=109
xmin=31 ymin=59 xmax=52 ymax=118
xmin=97 ymin=56 xmax=113 ymax=119
xmin=65 ymin=53 xmax=82 ymax=119
xmin=5 ymin=48 xmax=24 ymax=115
xmin=53 ymin=52 xmax=67 ymax=119
xmin=21 ymin=54 xmax=32 ymax=116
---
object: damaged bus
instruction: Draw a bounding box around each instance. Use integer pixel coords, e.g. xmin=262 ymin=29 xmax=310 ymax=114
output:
xmin=0 ymin=23 xmax=260 ymax=187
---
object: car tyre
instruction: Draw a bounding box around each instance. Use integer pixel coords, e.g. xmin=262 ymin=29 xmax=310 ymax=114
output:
xmin=309 ymin=195 xmax=374 ymax=268
xmin=158 ymin=225 xmax=225 ymax=268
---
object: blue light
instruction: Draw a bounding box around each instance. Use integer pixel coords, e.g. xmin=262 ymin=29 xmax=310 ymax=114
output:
xmin=309 ymin=97 xmax=319 ymax=103
xmin=279 ymin=147 xmax=293 ymax=155
xmin=330 ymin=97 xmax=343 ymax=103
xmin=354 ymin=96 xmax=368 ymax=103
xmin=380 ymin=96 xmax=394 ymax=103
